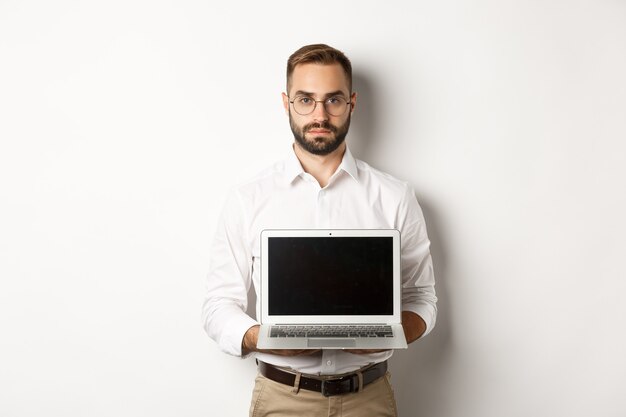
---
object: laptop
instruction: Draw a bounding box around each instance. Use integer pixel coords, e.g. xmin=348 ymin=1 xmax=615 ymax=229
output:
xmin=257 ymin=229 xmax=408 ymax=350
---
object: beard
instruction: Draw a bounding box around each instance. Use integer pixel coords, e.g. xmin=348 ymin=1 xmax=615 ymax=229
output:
xmin=289 ymin=113 xmax=351 ymax=156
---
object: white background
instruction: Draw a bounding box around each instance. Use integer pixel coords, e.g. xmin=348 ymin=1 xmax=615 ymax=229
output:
xmin=1 ymin=1 xmax=625 ymax=416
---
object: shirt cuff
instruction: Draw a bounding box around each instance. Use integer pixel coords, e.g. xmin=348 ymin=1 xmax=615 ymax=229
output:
xmin=403 ymin=304 xmax=437 ymax=338
xmin=220 ymin=313 xmax=260 ymax=357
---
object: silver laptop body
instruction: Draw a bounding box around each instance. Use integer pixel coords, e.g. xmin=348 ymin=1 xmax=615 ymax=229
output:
xmin=257 ymin=229 xmax=407 ymax=350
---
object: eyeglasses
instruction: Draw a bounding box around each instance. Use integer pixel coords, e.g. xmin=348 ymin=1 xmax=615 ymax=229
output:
xmin=289 ymin=95 xmax=351 ymax=116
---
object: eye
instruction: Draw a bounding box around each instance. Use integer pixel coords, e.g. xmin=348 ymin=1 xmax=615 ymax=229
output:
xmin=297 ymin=96 xmax=313 ymax=104
xmin=327 ymin=96 xmax=345 ymax=105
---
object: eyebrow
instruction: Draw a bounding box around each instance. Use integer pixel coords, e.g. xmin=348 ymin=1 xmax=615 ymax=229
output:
xmin=293 ymin=90 xmax=349 ymax=98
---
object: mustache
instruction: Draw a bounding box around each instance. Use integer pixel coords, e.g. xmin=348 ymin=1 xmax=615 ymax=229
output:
xmin=304 ymin=121 xmax=337 ymax=133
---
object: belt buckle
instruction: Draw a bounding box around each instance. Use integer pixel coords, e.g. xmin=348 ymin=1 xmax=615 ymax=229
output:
xmin=320 ymin=376 xmax=356 ymax=397
xmin=320 ymin=379 xmax=333 ymax=397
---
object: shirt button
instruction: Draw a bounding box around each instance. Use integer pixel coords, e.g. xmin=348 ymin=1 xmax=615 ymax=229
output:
xmin=326 ymin=360 xmax=332 ymax=366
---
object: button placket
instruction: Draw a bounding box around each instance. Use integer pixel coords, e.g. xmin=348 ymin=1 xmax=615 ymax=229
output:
xmin=316 ymin=188 xmax=332 ymax=228
xmin=321 ymin=350 xmax=337 ymax=374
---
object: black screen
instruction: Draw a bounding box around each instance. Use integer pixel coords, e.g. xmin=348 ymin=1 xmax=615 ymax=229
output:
xmin=267 ymin=236 xmax=394 ymax=315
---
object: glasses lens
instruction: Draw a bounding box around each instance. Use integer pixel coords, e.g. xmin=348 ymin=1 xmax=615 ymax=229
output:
xmin=324 ymin=97 xmax=348 ymax=116
xmin=293 ymin=96 xmax=315 ymax=115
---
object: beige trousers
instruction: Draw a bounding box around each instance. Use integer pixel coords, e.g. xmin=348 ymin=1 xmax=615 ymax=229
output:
xmin=249 ymin=372 xmax=398 ymax=417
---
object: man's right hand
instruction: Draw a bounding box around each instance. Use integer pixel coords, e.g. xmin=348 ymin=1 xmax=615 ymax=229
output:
xmin=242 ymin=325 xmax=321 ymax=356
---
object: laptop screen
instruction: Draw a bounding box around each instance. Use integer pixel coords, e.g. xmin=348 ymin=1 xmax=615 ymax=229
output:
xmin=267 ymin=236 xmax=394 ymax=316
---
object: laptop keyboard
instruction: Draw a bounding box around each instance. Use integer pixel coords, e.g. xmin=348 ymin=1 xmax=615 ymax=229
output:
xmin=269 ymin=325 xmax=394 ymax=338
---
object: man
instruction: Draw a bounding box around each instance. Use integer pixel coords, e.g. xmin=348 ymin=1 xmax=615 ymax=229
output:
xmin=202 ymin=44 xmax=437 ymax=417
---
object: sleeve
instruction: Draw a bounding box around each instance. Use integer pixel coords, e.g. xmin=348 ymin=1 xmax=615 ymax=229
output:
xmin=201 ymin=190 xmax=259 ymax=357
xmin=396 ymin=183 xmax=438 ymax=337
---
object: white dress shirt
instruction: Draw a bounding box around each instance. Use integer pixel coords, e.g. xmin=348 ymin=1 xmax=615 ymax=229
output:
xmin=202 ymin=145 xmax=437 ymax=375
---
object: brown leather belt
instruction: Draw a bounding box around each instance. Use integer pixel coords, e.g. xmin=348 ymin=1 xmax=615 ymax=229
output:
xmin=257 ymin=360 xmax=387 ymax=397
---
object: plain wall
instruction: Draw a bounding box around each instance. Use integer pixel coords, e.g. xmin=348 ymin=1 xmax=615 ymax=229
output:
xmin=1 ymin=1 xmax=625 ymax=416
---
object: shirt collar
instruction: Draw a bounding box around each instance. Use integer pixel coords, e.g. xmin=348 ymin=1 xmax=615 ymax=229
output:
xmin=338 ymin=147 xmax=359 ymax=182
xmin=284 ymin=145 xmax=306 ymax=184
xmin=283 ymin=144 xmax=360 ymax=185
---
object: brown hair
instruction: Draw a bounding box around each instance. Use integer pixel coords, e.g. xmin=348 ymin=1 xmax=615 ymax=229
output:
xmin=286 ymin=44 xmax=352 ymax=93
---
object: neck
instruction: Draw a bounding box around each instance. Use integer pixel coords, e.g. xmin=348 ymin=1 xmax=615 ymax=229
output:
xmin=293 ymin=142 xmax=346 ymax=188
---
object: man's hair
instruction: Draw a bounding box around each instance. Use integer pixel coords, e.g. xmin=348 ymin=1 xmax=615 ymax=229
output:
xmin=286 ymin=44 xmax=353 ymax=93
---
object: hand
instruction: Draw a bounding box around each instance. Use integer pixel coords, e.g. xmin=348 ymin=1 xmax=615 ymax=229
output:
xmin=242 ymin=325 xmax=321 ymax=357
xmin=402 ymin=311 xmax=427 ymax=343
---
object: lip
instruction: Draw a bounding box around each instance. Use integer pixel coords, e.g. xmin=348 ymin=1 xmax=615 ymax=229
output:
xmin=307 ymin=129 xmax=331 ymax=134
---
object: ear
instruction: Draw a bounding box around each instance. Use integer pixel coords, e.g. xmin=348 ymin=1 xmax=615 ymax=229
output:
xmin=282 ymin=92 xmax=290 ymax=115
xmin=350 ymin=91 xmax=357 ymax=114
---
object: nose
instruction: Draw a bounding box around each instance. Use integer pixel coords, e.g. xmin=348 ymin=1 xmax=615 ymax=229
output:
xmin=311 ymin=100 xmax=329 ymax=122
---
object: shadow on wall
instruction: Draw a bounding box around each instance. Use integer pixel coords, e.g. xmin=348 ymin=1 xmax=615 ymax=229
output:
xmin=391 ymin=199 xmax=453 ymax=417
xmin=349 ymin=72 xmax=381 ymax=163
xmin=353 ymin=71 xmax=453 ymax=416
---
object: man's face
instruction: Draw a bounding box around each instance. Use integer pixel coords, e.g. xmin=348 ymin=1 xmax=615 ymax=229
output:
xmin=283 ymin=63 xmax=356 ymax=156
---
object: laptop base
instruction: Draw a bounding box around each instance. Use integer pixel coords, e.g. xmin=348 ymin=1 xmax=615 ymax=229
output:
xmin=257 ymin=324 xmax=407 ymax=350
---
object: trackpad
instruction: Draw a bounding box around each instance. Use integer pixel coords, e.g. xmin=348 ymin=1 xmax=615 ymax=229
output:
xmin=307 ymin=338 xmax=356 ymax=348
